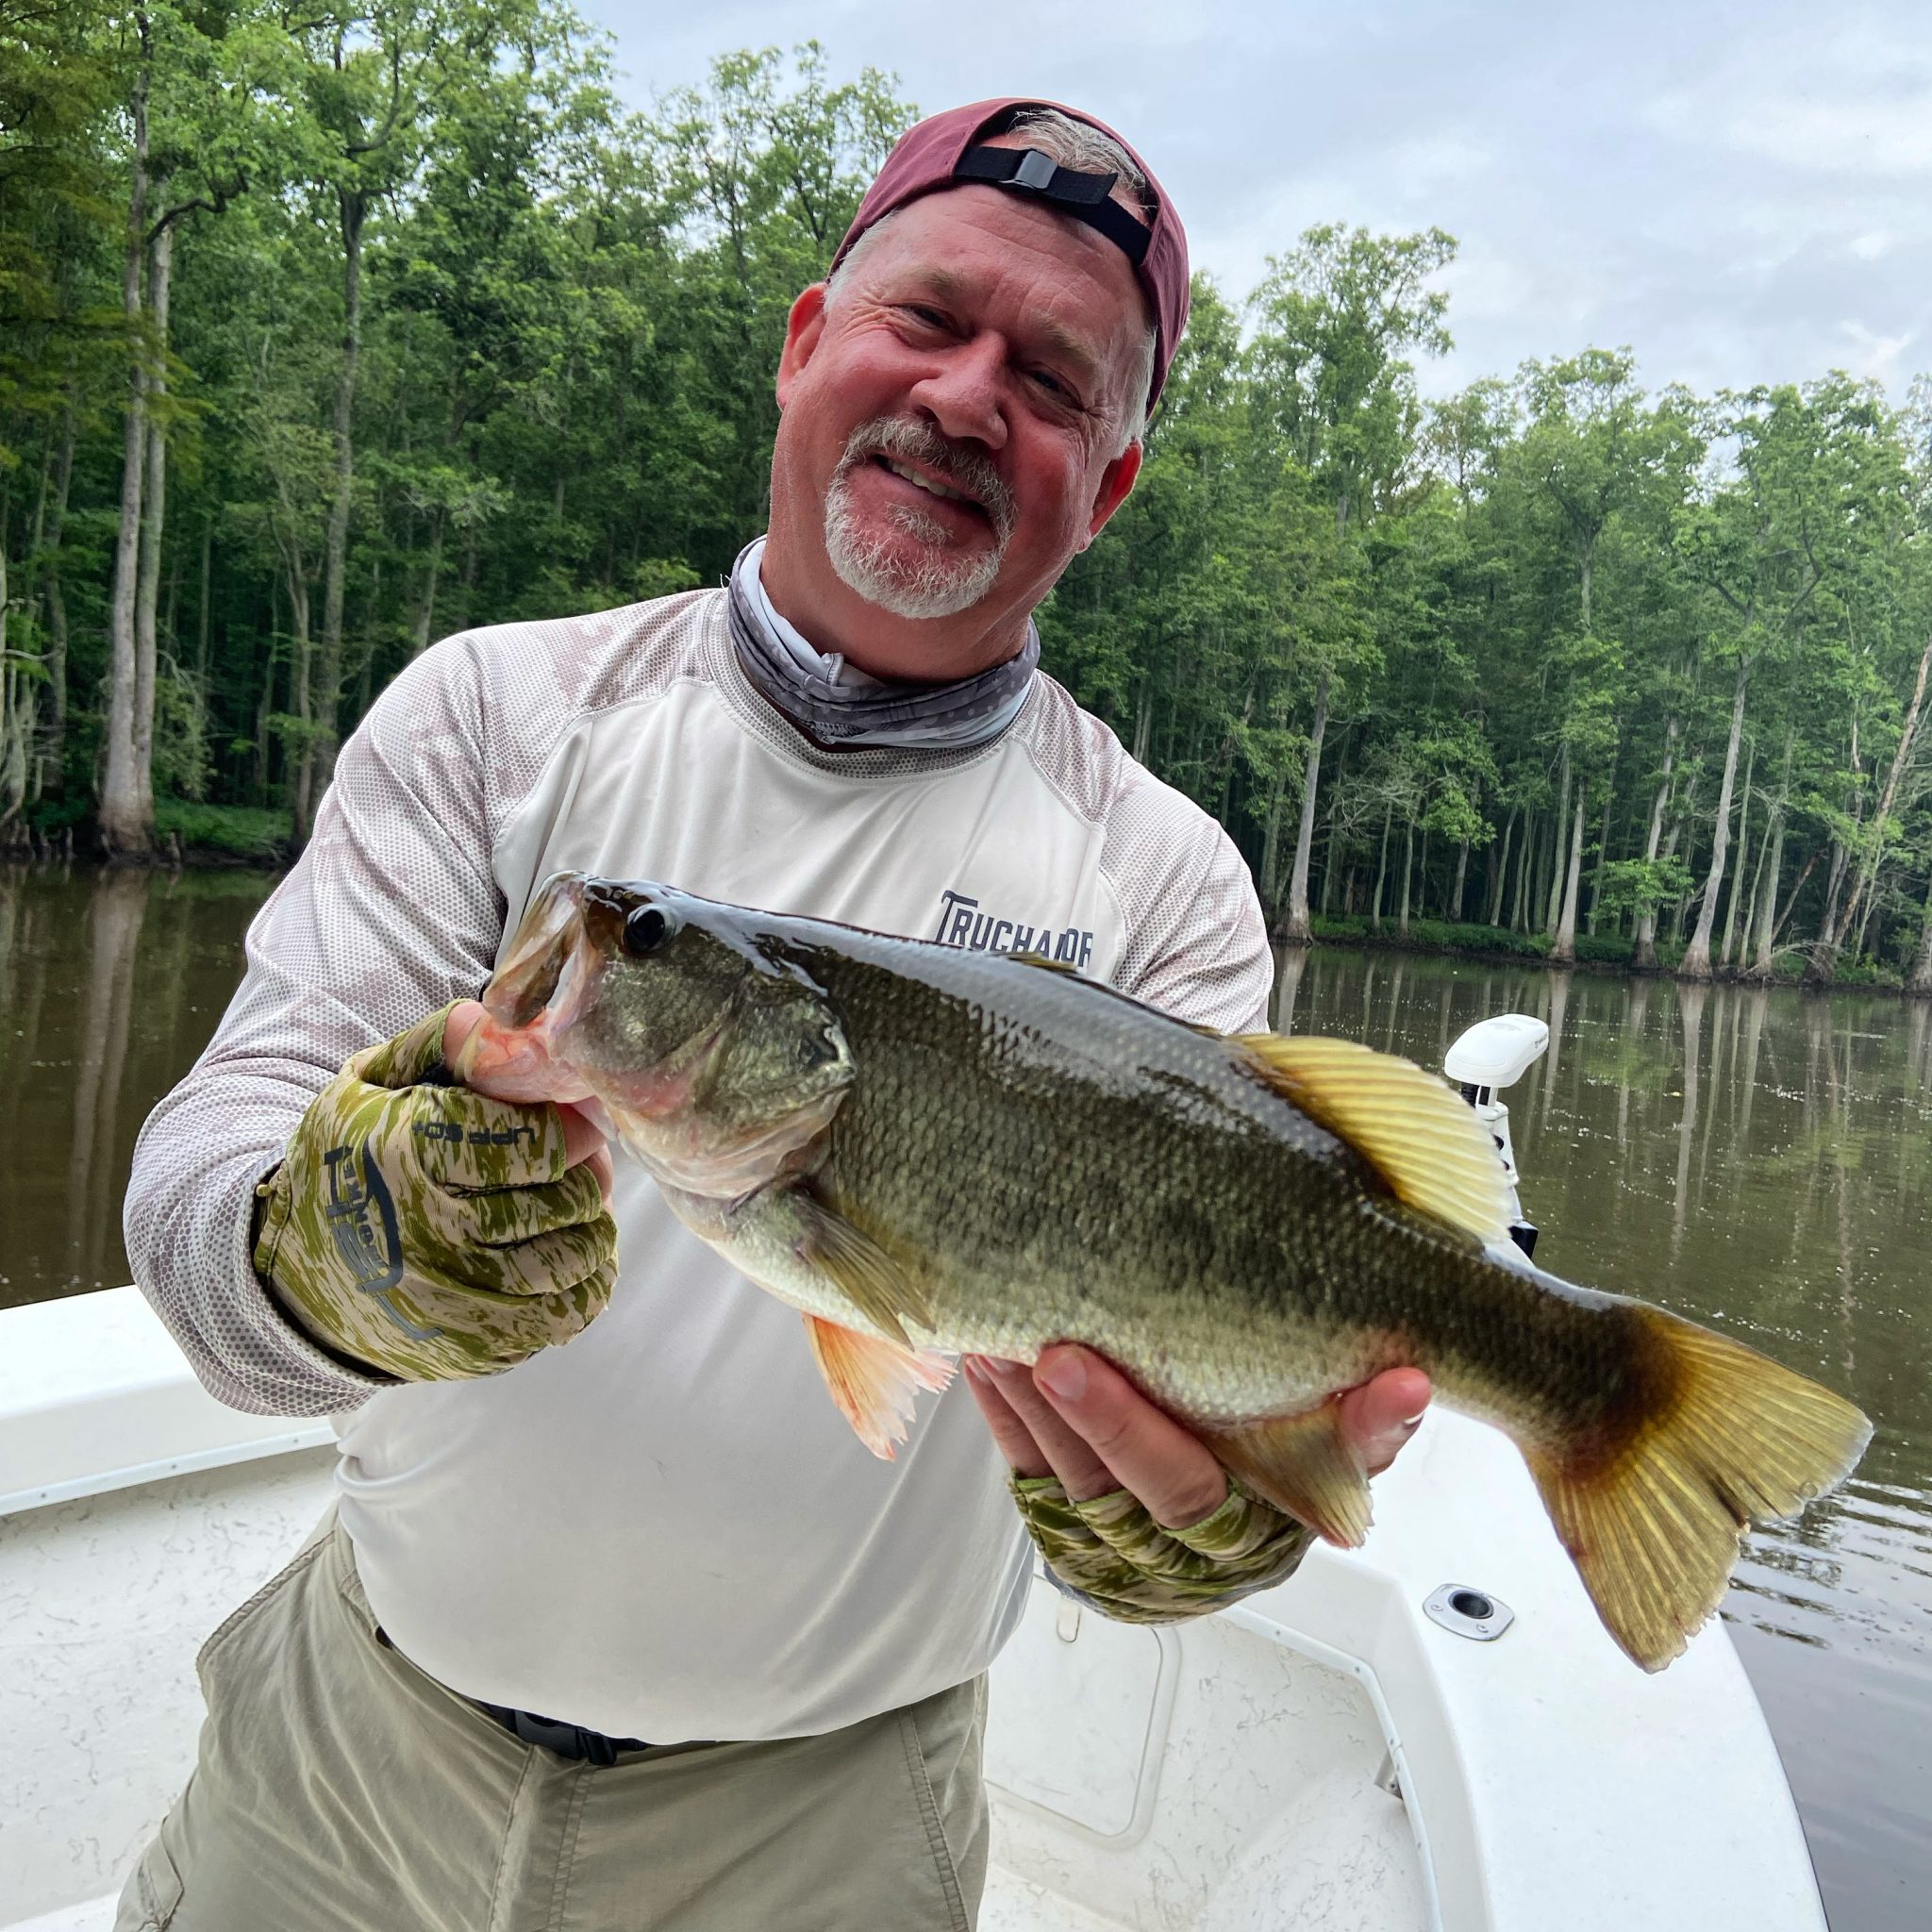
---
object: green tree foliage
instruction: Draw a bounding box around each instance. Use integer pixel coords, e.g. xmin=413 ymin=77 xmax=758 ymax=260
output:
xmin=1 ymin=13 xmax=1929 ymax=987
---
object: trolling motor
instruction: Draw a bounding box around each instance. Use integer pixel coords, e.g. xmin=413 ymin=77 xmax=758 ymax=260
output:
xmin=1442 ymin=1014 xmax=1550 ymax=1259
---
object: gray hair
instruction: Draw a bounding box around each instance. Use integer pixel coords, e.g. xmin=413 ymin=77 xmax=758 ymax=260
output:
xmin=827 ymin=105 xmax=1158 ymax=453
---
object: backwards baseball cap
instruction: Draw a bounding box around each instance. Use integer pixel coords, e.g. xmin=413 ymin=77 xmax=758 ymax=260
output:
xmin=828 ymin=99 xmax=1191 ymax=413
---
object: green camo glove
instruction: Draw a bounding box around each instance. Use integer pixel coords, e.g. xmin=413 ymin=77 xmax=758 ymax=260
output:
xmin=1009 ymin=1472 xmax=1314 ymax=1624
xmin=253 ymin=1004 xmax=618 ymax=1381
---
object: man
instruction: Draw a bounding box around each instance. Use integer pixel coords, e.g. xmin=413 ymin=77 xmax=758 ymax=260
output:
xmin=121 ymin=100 xmax=1429 ymax=1931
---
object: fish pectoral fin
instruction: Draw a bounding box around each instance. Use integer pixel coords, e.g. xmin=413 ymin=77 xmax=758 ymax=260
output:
xmin=1199 ymin=1401 xmax=1374 ymax=1548
xmin=1231 ymin=1033 xmax=1513 ymax=1245
xmin=791 ymin=1191 xmax=935 ymax=1346
xmin=803 ymin=1315 xmax=955 ymax=1460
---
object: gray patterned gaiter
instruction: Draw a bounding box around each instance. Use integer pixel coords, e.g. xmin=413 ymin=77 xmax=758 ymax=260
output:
xmin=727 ymin=539 xmax=1038 ymax=750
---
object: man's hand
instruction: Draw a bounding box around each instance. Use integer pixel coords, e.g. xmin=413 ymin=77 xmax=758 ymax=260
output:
xmin=967 ymin=1345 xmax=1429 ymax=1624
xmin=253 ymin=1002 xmax=617 ymax=1382
xmin=966 ymin=1345 xmax=1429 ymax=1542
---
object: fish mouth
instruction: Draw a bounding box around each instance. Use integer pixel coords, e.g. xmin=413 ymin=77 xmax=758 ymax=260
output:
xmin=486 ymin=873 xmax=589 ymax=1029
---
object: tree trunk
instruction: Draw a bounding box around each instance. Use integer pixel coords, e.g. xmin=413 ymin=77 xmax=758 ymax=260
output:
xmin=1740 ymin=747 xmax=1779 ymax=977
xmin=1280 ymin=672 xmax=1329 ymax=944
xmin=1543 ymin=745 xmax=1571 ymax=938
xmin=1486 ymin=809 xmax=1515 ymax=927
xmin=252 ymin=603 xmax=275 ymax=805
xmin=1552 ymin=778 xmax=1587 ymax=963
xmin=98 ymin=37 xmax=153 ymax=855
xmin=1720 ymin=733 xmax=1756 ymax=971
xmin=1319 ymin=791 xmax=1341 ymax=916
xmin=1680 ymin=659 xmax=1751 ymax=979
xmin=1398 ymin=818 xmax=1415 ymax=937
xmin=1909 ymin=868 xmax=1932 ymax=996
xmin=1510 ymin=810 xmax=1534 ymax=932
xmin=1257 ymin=768 xmax=1288 ymax=909
xmin=1832 ymin=629 xmax=1932 ymax=961
xmin=1632 ymin=712 xmax=1679 ymax=970
xmin=411 ymin=509 xmax=446 ymax=655
xmin=1585 ymin=777 xmax=1615 ymax=935
xmin=1749 ymin=810 xmax=1787 ymax=978
xmin=1450 ymin=835 xmax=1469 ymax=923
xmin=0 ymin=510 xmax=20 ymax=826
xmin=131 ymin=213 xmax=175 ymax=830
xmin=1371 ymin=801 xmax=1392 ymax=933
xmin=286 ymin=561 xmax=314 ymax=841
xmin=195 ymin=512 xmax=212 ymax=684
xmin=315 ymin=189 xmax=367 ymax=808
xmin=39 ymin=403 xmax=76 ymax=792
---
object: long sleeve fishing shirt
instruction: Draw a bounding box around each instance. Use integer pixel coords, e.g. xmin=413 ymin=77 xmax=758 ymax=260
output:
xmin=125 ymin=583 xmax=1274 ymax=1743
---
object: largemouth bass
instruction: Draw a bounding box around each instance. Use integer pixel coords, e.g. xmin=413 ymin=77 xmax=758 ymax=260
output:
xmin=458 ymin=872 xmax=1872 ymax=1672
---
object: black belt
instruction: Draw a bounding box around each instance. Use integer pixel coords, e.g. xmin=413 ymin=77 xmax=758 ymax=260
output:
xmin=375 ymin=1626 xmax=651 ymax=1767
xmin=475 ymin=1700 xmax=654 ymax=1767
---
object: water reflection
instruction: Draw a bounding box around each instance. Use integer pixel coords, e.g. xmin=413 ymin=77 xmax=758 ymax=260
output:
xmin=1275 ymin=946 xmax=1932 ymax=1932
xmin=0 ymin=864 xmax=275 ymax=1307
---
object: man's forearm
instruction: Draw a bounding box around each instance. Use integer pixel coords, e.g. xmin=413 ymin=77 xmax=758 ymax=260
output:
xmin=124 ymin=639 xmax=508 ymax=1417
xmin=125 ymin=1058 xmax=391 ymax=1416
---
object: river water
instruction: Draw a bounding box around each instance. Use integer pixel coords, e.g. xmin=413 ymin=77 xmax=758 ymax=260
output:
xmin=2 ymin=865 xmax=1927 ymax=1929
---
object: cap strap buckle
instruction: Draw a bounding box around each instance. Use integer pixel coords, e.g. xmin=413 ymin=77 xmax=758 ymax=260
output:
xmin=954 ymin=144 xmax=1152 ymax=266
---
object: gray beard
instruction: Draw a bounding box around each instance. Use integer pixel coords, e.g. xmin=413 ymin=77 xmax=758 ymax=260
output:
xmin=822 ymin=420 xmax=1012 ymax=619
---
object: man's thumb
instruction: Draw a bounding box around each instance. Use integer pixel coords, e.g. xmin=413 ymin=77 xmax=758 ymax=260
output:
xmin=441 ymin=999 xmax=486 ymax=1072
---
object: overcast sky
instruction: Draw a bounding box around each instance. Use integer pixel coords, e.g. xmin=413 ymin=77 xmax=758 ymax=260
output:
xmin=579 ymin=0 xmax=1932 ymax=405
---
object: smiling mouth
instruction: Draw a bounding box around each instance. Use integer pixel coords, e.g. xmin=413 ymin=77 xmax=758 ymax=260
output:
xmin=871 ymin=454 xmax=989 ymax=517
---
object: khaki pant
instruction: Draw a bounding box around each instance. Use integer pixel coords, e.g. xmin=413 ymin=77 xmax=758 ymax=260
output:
xmin=117 ymin=1524 xmax=988 ymax=1931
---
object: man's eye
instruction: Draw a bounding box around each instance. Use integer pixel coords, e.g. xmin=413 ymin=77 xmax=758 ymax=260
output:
xmin=902 ymin=306 xmax=949 ymax=331
xmin=1030 ymin=368 xmax=1074 ymax=402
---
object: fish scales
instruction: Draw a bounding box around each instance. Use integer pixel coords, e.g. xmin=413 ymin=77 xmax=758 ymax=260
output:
xmin=791 ymin=935 xmax=1635 ymax=1441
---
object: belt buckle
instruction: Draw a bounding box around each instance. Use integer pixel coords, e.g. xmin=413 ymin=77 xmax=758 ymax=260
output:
xmin=498 ymin=1705 xmax=632 ymax=1766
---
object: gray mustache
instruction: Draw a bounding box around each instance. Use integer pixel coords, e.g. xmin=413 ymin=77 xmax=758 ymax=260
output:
xmin=841 ymin=418 xmax=1016 ymax=541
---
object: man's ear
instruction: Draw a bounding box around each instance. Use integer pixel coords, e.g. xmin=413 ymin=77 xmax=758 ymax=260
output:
xmin=776 ymin=283 xmax=830 ymax=409
xmin=1083 ymin=440 xmax=1143 ymax=548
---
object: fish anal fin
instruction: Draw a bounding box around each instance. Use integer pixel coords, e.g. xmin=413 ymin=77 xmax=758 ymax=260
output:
xmin=1233 ymin=1034 xmax=1513 ymax=1244
xmin=792 ymin=1191 xmax=935 ymax=1346
xmin=1199 ymin=1401 xmax=1374 ymax=1548
xmin=1527 ymin=1305 xmax=1873 ymax=1672
xmin=803 ymin=1315 xmax=955 ymax=1460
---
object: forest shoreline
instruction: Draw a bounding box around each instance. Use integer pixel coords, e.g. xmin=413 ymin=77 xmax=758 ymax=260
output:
xmin=1281 ymin=918 xmax=1930 ymax=997
xmin=6 ymin=845 xmax=1925 ymax=999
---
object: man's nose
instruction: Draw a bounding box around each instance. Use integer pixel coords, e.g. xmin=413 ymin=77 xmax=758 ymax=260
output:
xmin=908 ymin=334 xmax=1008 ymax=451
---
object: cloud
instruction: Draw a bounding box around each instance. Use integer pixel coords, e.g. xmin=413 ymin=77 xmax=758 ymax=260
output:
xmin=581 ymin=0 xmax=1932 ymax=402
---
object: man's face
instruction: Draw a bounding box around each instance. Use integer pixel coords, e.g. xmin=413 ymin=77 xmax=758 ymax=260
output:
xmin=765 ymin=180 xmax=1150 ymax=679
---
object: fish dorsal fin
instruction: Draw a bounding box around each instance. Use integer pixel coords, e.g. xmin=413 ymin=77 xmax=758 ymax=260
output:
xmin=1005 ymin=951 xmax=1084 ymax=976
xmin=802 ymin=1315 xmax=955 ymax=1460
xmin=1233 ymin=1033 xmax=1513 ymax=1244
xmin=792 ymin=1190 xmax=937 ymax=1346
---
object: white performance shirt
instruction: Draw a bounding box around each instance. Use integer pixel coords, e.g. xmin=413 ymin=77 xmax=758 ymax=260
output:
xmin=125 ymin=586 xmax=1274 ymax=1742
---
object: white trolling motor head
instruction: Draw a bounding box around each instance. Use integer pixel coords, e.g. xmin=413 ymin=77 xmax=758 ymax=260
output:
xmin=1442 ymin=1014 xmax=1550 ymax=1258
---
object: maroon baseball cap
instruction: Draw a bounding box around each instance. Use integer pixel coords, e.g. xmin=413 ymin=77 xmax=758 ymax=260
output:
xmin=828 ymin=99 xmax=1190 ymax=413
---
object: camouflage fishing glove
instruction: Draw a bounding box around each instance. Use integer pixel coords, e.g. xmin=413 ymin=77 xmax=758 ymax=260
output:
xmin=1009 ymin=1472 xmax=1314 ymax=1624
xmin=252 ymin=1004 xmax=618 ymax=1381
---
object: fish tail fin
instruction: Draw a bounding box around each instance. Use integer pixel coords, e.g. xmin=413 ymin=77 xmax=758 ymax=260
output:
xmin=1527 ymin=1307 xmax=1871 ymax=1672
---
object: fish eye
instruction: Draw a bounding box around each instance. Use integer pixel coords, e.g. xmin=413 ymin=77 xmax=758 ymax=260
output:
xmin=623 ymin=905 xmax=678 ymax=957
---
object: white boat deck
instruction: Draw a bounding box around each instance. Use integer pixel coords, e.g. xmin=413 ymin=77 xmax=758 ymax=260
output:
xmin=1 ymin=1289 xmax=1827 ymax=1932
